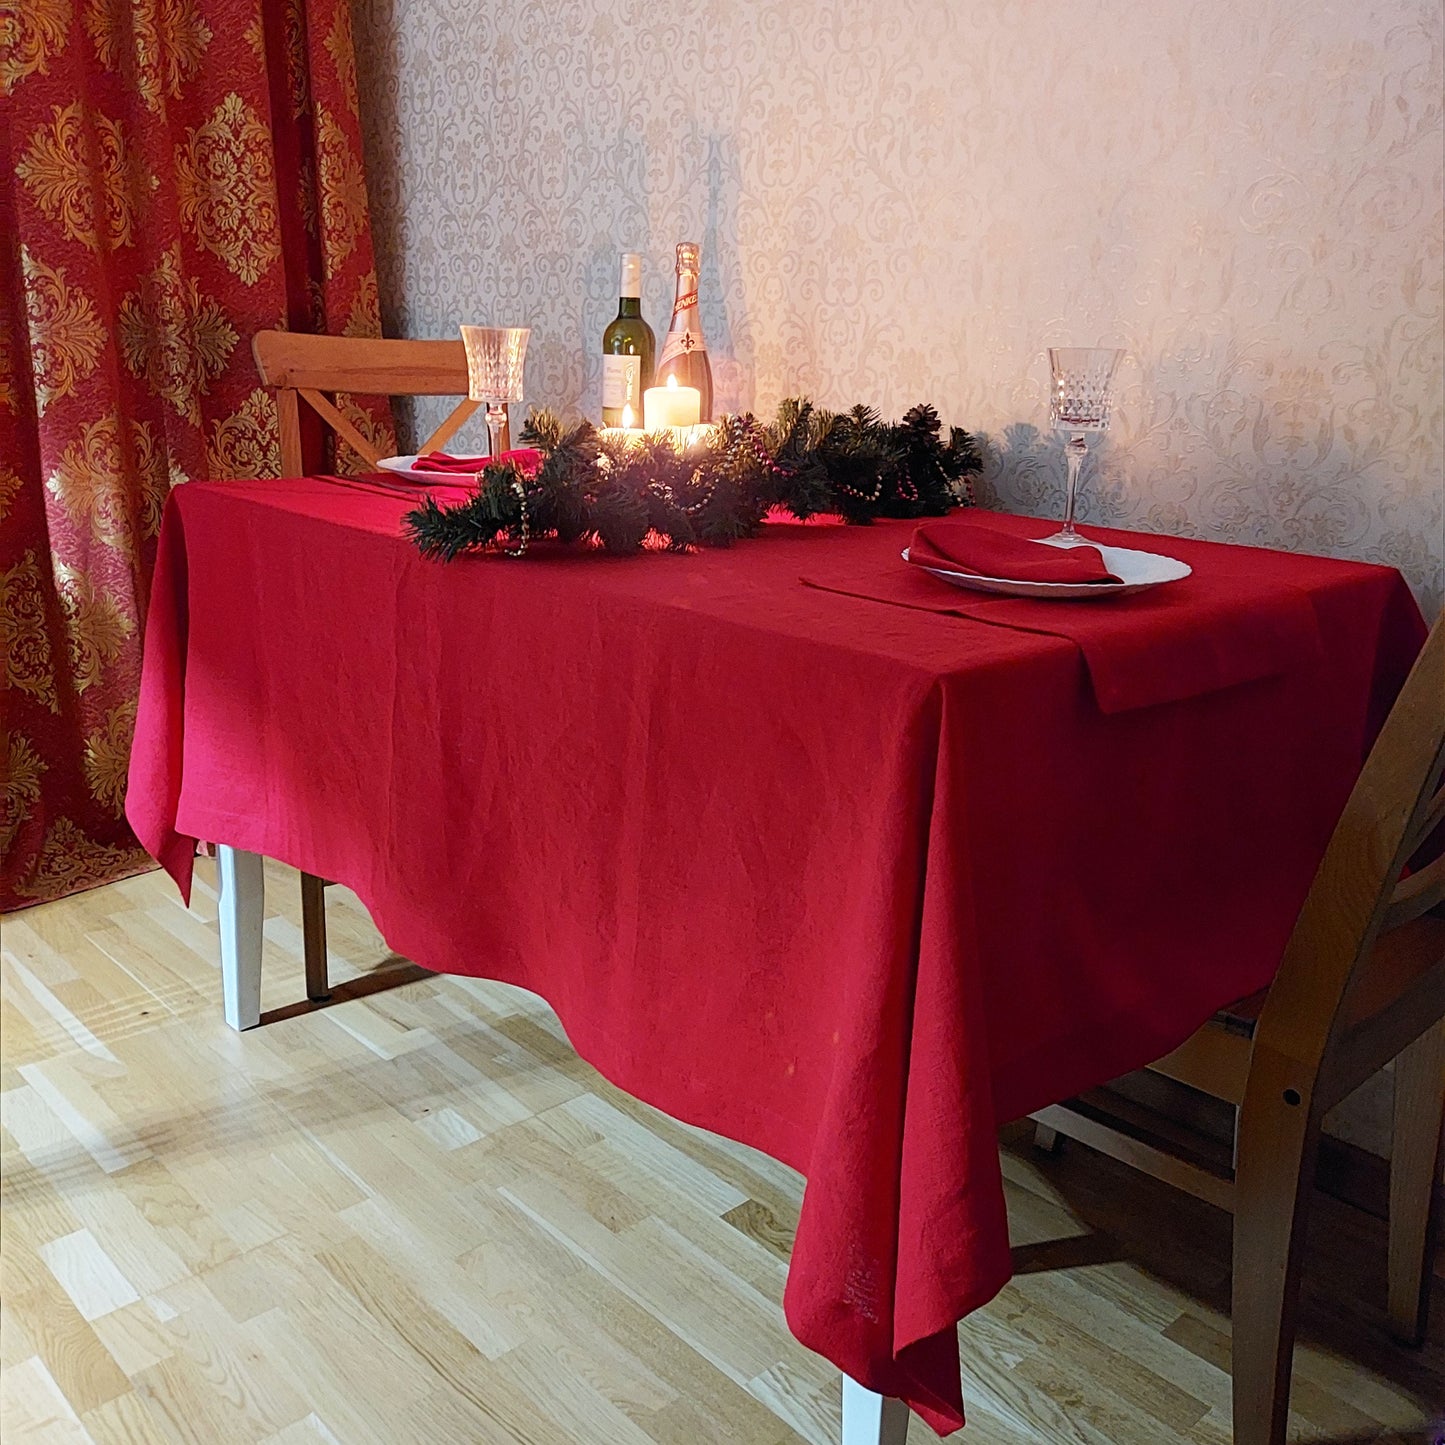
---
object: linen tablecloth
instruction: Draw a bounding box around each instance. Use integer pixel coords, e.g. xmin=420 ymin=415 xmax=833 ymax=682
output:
xmin=127 ymin=477 xmax=1425 ymax=1433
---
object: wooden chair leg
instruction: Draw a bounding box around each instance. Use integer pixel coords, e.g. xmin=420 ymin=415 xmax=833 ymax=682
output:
xmin=1388 ymin=1019 xmax=1445 ymax=1346
xmin=299 ymin=872 xmax=331 ymax=1002
xmin=1231 ymin=1072 xmax=1320 ymax=1445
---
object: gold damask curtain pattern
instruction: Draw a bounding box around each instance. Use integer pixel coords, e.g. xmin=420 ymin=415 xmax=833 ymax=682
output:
xmin=1 ymin=0 xmax=395 ymax=909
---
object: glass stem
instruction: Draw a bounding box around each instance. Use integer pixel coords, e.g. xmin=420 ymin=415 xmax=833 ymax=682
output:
xmin=1062 ymin=432 xmax=1087 ymax=539
xmin=485 ymin=403 xmax=510 ymax=458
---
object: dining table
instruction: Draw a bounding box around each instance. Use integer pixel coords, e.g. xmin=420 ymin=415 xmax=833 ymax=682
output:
xmin=125 ymin=471 xmax=1427 ymax=1443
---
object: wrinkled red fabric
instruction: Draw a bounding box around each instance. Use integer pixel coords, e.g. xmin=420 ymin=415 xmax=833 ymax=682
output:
xmin=127 ymin=480 xmax=1425 ymax=1434
xmin=909 ymin=519 xmax=1121 ymax=582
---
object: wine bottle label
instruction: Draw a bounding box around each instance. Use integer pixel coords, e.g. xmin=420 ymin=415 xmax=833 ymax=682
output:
xmin=602 ymin=353 xmax=642 ymax=410
xmin=657 ymin=326 xmax=705 ymax=375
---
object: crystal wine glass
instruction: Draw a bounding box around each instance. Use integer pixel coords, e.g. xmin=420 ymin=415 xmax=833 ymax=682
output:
xmin=460 ymin=325 xmax=530 ymax=459
xmin=1046 ymin=346 xmax=1125 ymax=546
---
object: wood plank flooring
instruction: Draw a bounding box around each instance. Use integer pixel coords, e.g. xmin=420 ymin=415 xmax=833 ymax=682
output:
xmin=3 ymin=860 xmax=1442 ymax=1444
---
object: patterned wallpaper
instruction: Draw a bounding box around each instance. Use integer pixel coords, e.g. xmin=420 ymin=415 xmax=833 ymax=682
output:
xmin=351 ymin=0 xmax=1444 ymax=614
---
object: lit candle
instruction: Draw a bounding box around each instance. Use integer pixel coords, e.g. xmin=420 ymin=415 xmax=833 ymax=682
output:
xmin=643 ymin=373 xmax=701 ymax=430
xmin=598 ymin=400 xmax=645 ymax=448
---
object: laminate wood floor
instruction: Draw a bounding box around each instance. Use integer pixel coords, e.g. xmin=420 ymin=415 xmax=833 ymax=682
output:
xmin=3 ymin=861 xmax=1441 ymax=1444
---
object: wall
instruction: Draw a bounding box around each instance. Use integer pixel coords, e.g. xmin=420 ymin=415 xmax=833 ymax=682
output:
xmin=352 ymin=0 xmax=1443 ymax=613
xmin=351 ymin=0 xmax=1443 ymax=1155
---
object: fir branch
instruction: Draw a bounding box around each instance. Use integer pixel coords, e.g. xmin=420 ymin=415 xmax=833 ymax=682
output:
xmin=403 ymin=459 xmax=526 ymax=559
xmin=519 ymin=409 xmax=566 ymax=451
xmin=406 ymin=397 xmax=981 ymax=561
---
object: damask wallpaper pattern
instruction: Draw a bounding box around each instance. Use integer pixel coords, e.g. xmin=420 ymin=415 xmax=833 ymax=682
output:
xmin=351 ymin=0 xmax=1443 ymax=612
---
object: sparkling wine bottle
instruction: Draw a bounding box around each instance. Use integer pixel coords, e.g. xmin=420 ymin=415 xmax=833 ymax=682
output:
xmin=601 ymin=252 xmax=655 ymax=428
xmin=655 ymin=241 xmax=713 ymax=421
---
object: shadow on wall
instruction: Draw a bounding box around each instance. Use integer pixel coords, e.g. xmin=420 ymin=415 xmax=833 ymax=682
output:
xmin=978 ymin=423 xmax=1139 ymax=537
xmin=700 ymin=131 xmax=750 ymax=415
xmin=348 ymin=0 xmax=422 ymax=446
xmin=981 ymin=399 xmax=1394 ymax=550
xmin=353 ymin=0 xmax=401 ymax=336
xmin=980 ymin=344 xmax=1442 ymax=618
xmin=576 ymin=124 xmax=652 ymax=431
xmin=977 ymin=422 xmax=1056 ymax=517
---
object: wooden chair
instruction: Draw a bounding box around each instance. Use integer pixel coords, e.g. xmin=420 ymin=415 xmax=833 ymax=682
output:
xmin=252 ymin=329 xmax=480 ymax=479
xmin=1031 ymin=612 xmax=1445 ymax=1445
xmin=251 ymin=330 xmax=478 ymax=1004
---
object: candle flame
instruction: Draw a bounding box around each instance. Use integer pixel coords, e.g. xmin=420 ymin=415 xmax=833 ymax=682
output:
xmin=621 ymin=402 xmax=634 ymax=428
xmin=666 ymin=374 xmax=677 ymax=389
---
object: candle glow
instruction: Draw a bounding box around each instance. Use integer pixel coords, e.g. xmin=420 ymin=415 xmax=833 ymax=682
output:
xmin=643 ymin=373 xmax=701 ymax=431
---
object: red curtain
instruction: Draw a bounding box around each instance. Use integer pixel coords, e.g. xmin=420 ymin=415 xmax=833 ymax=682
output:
xmin=2 ymin=0 xmax=395 ymax=909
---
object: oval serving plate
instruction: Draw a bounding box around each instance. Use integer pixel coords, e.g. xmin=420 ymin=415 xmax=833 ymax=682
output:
xmin=901 ymin=540 xmax=1192 ymax=600
xmin=377 ymin=454 xmax=477 ymax=478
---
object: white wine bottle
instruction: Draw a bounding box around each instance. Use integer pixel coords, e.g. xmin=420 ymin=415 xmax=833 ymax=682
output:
xmin=601 ymin=252 xmax=655 ymax=427
xmin=655 ymin=241 xmax=713 ymax=421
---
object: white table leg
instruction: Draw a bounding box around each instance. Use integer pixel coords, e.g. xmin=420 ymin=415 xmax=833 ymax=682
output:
xmin=217 ymin=845 xmax=264 ymax=1030
xmin=842 ymin=1376 xmax=910 ymax=1445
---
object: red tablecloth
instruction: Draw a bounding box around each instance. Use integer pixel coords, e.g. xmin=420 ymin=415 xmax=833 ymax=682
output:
xmin=126 ymin=478 xmax=1425 ymax=1433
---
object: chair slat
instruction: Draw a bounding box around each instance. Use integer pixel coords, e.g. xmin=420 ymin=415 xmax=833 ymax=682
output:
xmin=1404 ymin=780 xmax=1444 ymax=855
xmin=419 ymin=398 xmax=483 ymax=456
xmin=1321 ymin=950 xmax=1445 ymax=1110
xmin=299 ymin=388 xmax=384 ymax=468
xmin=276 ymin=387 xmax=305 ymax=478
xmin=1149 ymin=1020 xmax=1252 ymax=1104
xmin=1383 ymin=854 xmax=1445 ymax=932
xmin=1031 ymin=1103 xmax=1236 ymax=1210
xmin=253 ymin=331 xmax=468 ymax=395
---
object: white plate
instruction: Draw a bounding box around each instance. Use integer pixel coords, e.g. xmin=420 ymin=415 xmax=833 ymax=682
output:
xmin=902 ymin=538 xmax=1192 ymax=599
xmin=377 ymin=454 xmax=490 ymax=478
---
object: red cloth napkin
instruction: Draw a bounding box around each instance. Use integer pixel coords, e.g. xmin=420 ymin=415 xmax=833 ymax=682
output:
xmin=909 ymin=517 xmax=1122 ymax=584
xmin=412 ymin=447 xmax=544 ymax=474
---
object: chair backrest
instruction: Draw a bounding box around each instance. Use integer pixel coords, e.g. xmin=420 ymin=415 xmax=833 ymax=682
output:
xmin=252 ymin=330 xmax=475 ymax=477
xmin=1251 ymin=610 xmax=1445 ymax=1112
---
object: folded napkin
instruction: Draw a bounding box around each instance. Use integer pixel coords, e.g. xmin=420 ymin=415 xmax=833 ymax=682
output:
xmin=908 ymin=518 xmax=1121 ymax=584
xmin=413 ymin=448 xmax=544 ymax=474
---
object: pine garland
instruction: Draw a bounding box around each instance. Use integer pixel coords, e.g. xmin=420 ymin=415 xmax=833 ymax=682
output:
xmin=403 ymin=399 xmax=981 ymax=561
